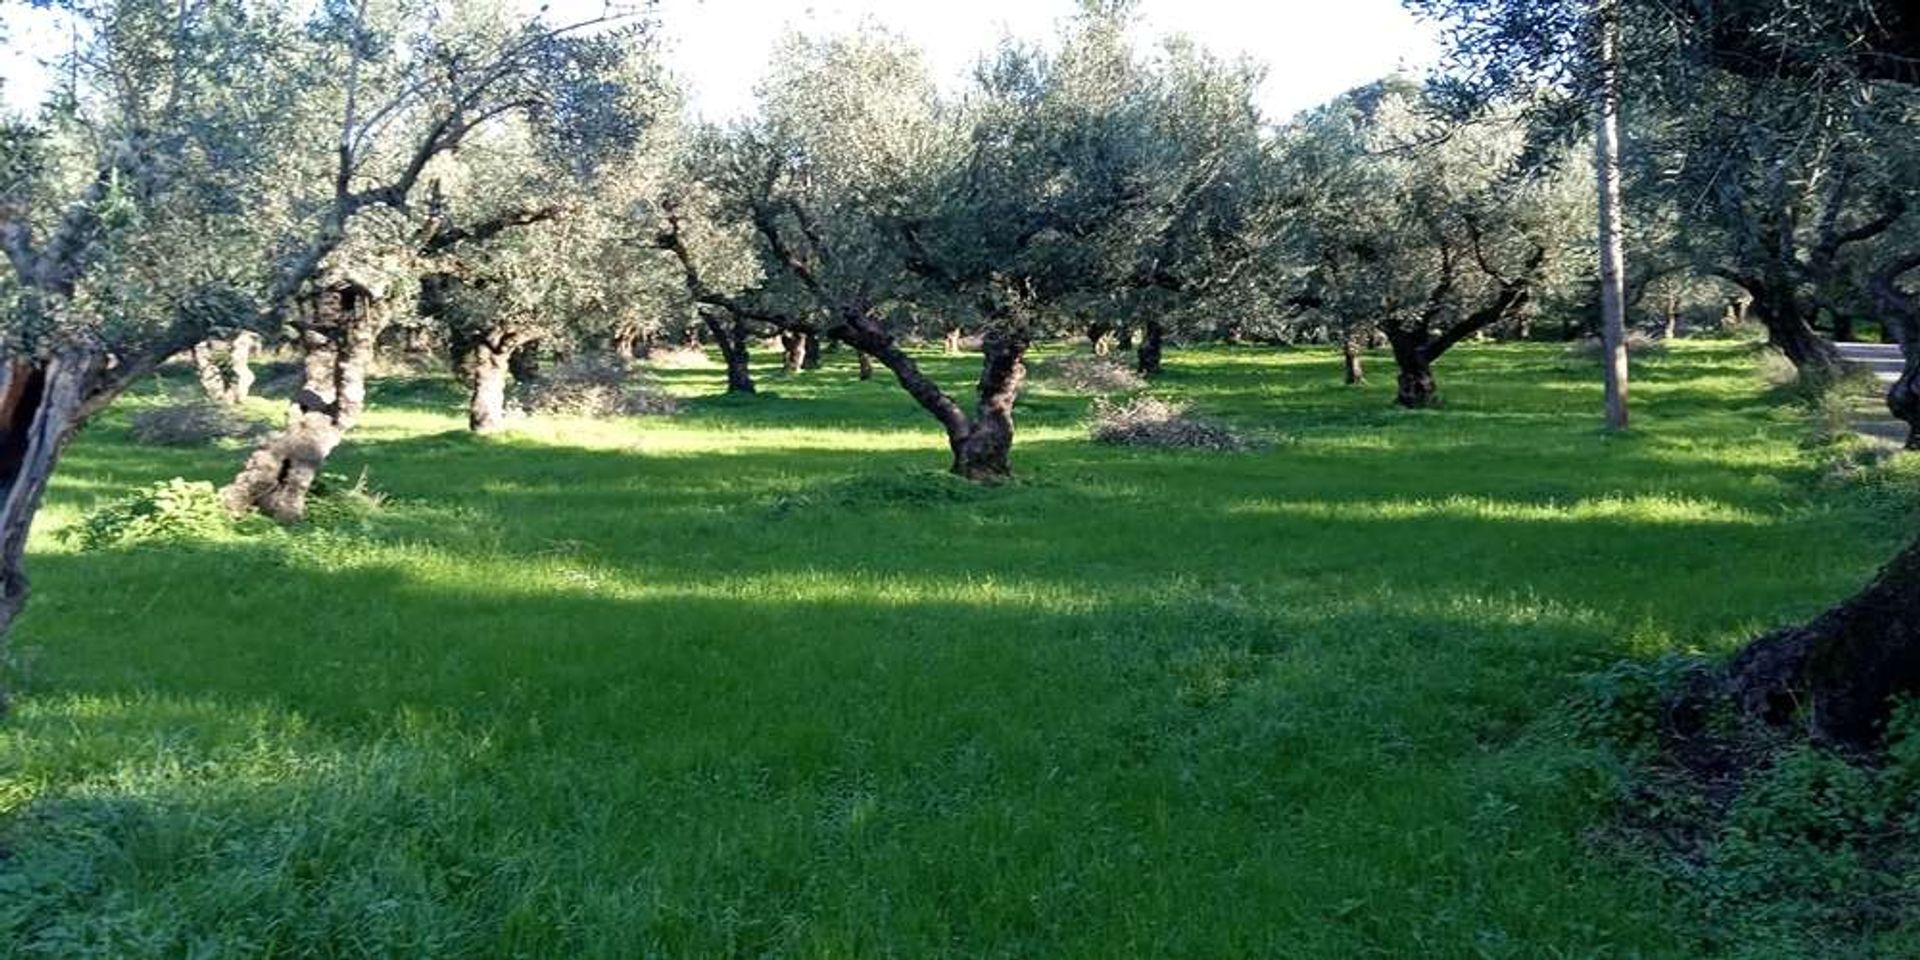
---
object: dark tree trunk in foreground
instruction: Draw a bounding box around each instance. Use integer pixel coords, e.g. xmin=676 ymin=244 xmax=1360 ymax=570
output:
xmin=0 ymin=353 xmax=96 ymax=713
xmin=1387 ymin=331 xmax=1438 ymax=407
xmin=1867 ymin=257 xmax=1920 ymax=448
xmin=702 ymin=313 xmax=757 ymax=395
xmin=1136 ymin=319 xmax=1164 ymax=377
xmin=801 ymin=332 xmax=822 ymax=371
xmin=780 ymin=331 xmax=805 ymax=373
xmin=224 ymin=286 xmax=381 ymax=522
xmin=1729 ymin=533 xmax=1920 ymax=745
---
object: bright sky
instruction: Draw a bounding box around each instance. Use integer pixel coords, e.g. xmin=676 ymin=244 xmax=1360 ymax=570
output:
xmin=2 ymin=0 xmax=1438 ymax=122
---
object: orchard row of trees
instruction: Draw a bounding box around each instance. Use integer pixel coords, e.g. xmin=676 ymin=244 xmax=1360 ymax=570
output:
xmin=1 ymin=0 xmax=1918 ymax=739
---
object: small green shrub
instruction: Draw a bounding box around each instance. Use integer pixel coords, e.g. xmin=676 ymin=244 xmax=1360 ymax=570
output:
xmin=70 ymin=479 xmax=230 ymax=551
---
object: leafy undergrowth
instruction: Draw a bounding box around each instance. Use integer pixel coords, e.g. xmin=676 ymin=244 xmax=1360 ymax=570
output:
xmin=2 ymin=342 xmax=1915 ymax=957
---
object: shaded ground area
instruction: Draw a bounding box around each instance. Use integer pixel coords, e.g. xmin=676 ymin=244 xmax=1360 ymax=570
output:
xmin=0 ymin=342 xmax=1911 ymax=957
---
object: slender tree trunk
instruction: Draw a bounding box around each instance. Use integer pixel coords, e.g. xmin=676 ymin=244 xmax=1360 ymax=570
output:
xmin=190 ymin=341 xmax=231 ymax=403
xmin=943 ymin=326 xmax=961 ymax=355
xmin=1595 ymin=0 xmax=1631 ymax=431
xmin=1663 ymin=290 xmax=1680 ymax=340
xmin=801 ymin=332 xmax=822 ymax=371
xmin=780 ymin=331 xmax=805 ymax=373
xmin=857 ymin=351 xmax=874 ymax=381
xmin=228 ymin=332 xmax=258 ymax=402
xmin=951 ymin=330 xmax=1028 ymax=482
xmin=1729 ymin=533 xmax=1920 ymax=745
xmin=224 ymin=293 xmax=381 ymax=522
xmin=1342 ymin=333 xmax=1366 ymax=385
xmin=1136 ymin=319 xmax=1165 ymax=377
xmin=702 ymin=313 xmax=756 ymax=395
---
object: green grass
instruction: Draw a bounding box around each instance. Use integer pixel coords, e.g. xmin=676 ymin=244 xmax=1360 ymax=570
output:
xmin=1 ymin=341 xmax=1911 ymax=957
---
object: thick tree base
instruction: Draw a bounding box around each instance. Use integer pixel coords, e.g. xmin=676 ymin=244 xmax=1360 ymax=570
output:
xmin=1725 ymin=534 xmax=1920 ymax=745
xmin=1395 ymin=370 xmax=1437 ymax=408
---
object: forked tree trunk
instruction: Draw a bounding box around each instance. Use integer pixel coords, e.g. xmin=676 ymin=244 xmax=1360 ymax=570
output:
xmin=224 ymin=295 xmax=380 ymax=522
xmin=801 ymin=333 xmax=822 ymax=371
xmin=780 ymin=331 xmax=805 ymax=373
xmin=702 ymin=313 xmax=756 ymax=395
xmin=0 ymin=352 xmax=96 ymax=713
xmin=1729 ymin=533 xmax=1920 ymax=745
xmin=1136 ymin=319 xmax=1165 ymax=377
xmin=830 ymin=313 xmax=1027 ymax=482
xmin=190 ymin=341 xmax=230 ymax=403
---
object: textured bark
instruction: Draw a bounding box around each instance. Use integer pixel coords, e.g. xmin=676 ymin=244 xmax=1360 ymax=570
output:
xmin=950 ymin=331 xmax=1028 ymax=482
xmin=801 ymin=333 xmax=822 ymax=371
xmin=857 ymin=352 xmax=873 ymax=381
xmin=702 ymin=313 xmax=757 ymax=395
xmin=1136 ymin=319 xmax=1165 ymax=377
xmin=1388 ymin=333 xmax=1438 ymax=408
xmin=0 ymin=353 xmax=95 ymax=714
xmin=192 ymin=335 xmax=257 ymax=405
xmin=224 ymin=287 xmax=380 ymax=521
xmin=466 ymin=347 xmax=511 ymax=433
xmin=1867 ymin=262 xmax=1920 ymax=447
xmin=1342 ymin=334 xmax=1366 ymax=385
xmin=1729 ymin=534 xmax=1920 ymax=745
xmin=780 ymin=331 xmax=805 ymax=373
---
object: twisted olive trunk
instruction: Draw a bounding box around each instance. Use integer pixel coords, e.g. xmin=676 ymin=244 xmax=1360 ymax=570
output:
xmin=780 ymin=331 xmax=805 ymax=373
xmin=951 ymin=331 xmax=1028 ymax=482
xmin=466 ymin=345 xmax=511 ymax=433
xmin=801 ymin=332 xmax=822 ymax=371
xmin=224 ymin=299 xmax=380 ymax=521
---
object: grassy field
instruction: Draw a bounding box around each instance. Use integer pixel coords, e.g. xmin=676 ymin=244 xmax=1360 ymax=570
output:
xmin=0 ymin=341 xmax=1912 ymax=957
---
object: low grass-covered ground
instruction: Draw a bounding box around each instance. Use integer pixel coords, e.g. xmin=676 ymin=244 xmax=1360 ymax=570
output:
xmin=1 ymin=341 xmax=1912 ymax=957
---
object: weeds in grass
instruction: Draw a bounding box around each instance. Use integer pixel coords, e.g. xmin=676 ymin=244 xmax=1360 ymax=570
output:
xmin=67 ymin=479 xmax=232 ymax=551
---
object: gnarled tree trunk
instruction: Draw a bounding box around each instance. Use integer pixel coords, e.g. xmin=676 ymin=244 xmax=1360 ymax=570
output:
xmin=1342 ymin=335 xmax=1366 ymax=385
xmin=1136 ymin=319 xmax=1164 ymax=377
xmin=1729 ymin=533 xmax=1920 ymax=745
xmin=950 ymin=330 xmax=1027 ymax=482
xmin=224 ymin=289 xmax=380 ymax=521
xmin=801 ymin=332 xmax=822 ymax=371
xmin=466 ymin=345 xmax=511 ymax=433
xmin=1866 ymin=259 xmax=1920 ymax=448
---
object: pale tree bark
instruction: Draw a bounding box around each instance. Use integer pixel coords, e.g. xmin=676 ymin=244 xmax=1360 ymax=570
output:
xmin=1594 ymin=0 xmax=1631 ymax=430
xmin=188 ymin=332 xmax=261 ymax=404
xmin=1342 ymin=330 xmax=1367 ymax=385
xmin=222 ymin=288 xmax=382 ymax=521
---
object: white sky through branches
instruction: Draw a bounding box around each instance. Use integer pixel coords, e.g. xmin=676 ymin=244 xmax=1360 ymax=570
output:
xmin=1 ymin=0 xmax=1438 ymax=123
